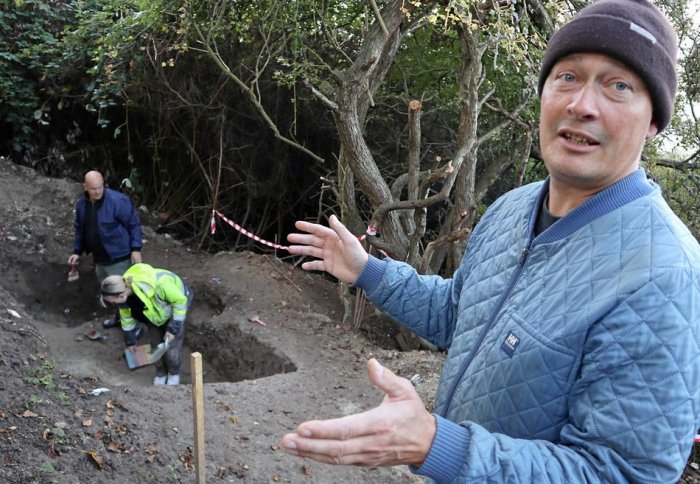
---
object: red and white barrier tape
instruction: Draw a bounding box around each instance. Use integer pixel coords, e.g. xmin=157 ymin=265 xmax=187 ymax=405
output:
xmin=211 ymin=210 xmax=387 ymax=256
xmin=357 ymin=225 xmax=390 ymax=258
xmin=358 ymin=225 xmax=377 ymax=241
xmin=211 ymin=210 xmax=289 ymax=251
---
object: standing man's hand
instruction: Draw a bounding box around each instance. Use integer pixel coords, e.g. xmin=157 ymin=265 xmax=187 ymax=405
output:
xmin=131 ymin=251 xmax=142 ymax=264
xmin=287 ymin=215 xmax=369 ymax=283
xmin=68 ymin=254 xmax=79 ymax=265
xmin=280 ymin=359 xmax=436 ymax=467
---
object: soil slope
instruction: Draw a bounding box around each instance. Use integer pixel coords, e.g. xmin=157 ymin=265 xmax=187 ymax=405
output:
xmin=0 ymin=158 xmax=445 ymax=483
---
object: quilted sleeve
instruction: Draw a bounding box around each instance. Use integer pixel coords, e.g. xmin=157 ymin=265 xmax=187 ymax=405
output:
xmin=415 ymin=267 xmax=700 ymax=483
xmin=358 ymin=256 xmax=465 ymax=350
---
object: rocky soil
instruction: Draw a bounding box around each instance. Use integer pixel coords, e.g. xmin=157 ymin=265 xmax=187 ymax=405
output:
xmin=0 ymin=157 xmax=447 ymax=483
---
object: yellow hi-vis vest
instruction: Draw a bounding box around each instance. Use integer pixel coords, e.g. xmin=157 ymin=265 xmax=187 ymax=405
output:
xmin=118 ymin=263 xmax=188 ymax=331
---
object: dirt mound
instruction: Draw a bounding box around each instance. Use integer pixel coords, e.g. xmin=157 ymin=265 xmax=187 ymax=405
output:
xmin=0 ymin=158 xmax=444 ymax=483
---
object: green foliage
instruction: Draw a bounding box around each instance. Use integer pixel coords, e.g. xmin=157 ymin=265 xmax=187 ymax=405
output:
xmin=24 ymin=394 xmax=40 ymax=409
xmin=0 ymin=0 xmax=72 ymax=152
xmin=27 ymin=373 xmax=54 ymax=388
xmin=647 ymin=0 xmax=700 ymax=170
xmin=38 ymin=462 xmax=55 ymax=474
xmin=57 ymin=391 xmax=70 ymax=405
xmin=183 ymin=0 xmax=368 ymax=92
xmin=51 ymin=426 xmax=66 ymax=444
xmin=0 ymin=0 xmax=192 ymax=156
xmin=648 ymin=164 xmax=700 ymax=239
xmin=27 ymin=362 xmax=55 ymax=388
xmin=57 ymin=0 xmax=188 ymax=129
xmin=437 ymin=0 xmax=553 ymax=72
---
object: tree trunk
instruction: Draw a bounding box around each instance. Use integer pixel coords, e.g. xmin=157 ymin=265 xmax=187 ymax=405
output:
xmin=331 ymin=0 xmax=412 ymax=259
xmin=446 ymin=25 xmax=484 ymax=271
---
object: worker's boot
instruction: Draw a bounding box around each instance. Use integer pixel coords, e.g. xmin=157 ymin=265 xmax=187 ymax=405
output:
xmin=102 ymin=318 xmax=120 ymax=329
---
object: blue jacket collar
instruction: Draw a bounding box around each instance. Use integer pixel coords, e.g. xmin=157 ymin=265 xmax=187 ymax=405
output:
xmin=531 ymin=169 xmax=657 ymax=243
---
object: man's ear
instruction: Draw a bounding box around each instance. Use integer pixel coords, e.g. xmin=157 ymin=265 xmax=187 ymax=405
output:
xmin=646 ymin=121 xmax=659 ymax=139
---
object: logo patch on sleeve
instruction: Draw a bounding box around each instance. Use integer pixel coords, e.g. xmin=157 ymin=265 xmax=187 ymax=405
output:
xmin=501 ymin=331 xmax=520 ymax=357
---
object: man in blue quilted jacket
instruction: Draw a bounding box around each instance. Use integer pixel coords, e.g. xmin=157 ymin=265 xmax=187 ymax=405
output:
xmin=281 ymin=0 xmax=700 ymax=482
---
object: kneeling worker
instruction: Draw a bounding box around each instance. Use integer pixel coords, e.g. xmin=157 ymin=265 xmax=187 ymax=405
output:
xmin=100 ymin=263 xmax=192 ymax=385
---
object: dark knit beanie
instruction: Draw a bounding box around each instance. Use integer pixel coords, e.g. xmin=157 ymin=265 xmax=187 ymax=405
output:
xmin=537 ymin=0 xmax=677 ymax=132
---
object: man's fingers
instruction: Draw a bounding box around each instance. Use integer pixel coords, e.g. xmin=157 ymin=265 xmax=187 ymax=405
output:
xmin=293 ymin=410 xmax=379 ymax=442
xmin=281 ymin=431 xmax=388 ymax=467
xmin=287 ymin=232 xmax=316 ymax=244
xmin=280 ymin=359 xmax=434 ymax=468
xmin=292 ymin=216 xmax=355 ymax=247
xmin=328 ymin=215 xmax=360 ymax=247
xmin=300 ymin=260 xmax=326 ymax=272
xmin=293 ymin=220 xmax=335 ymax=238
xmin=287 ymin=243 xmax=323 ymax=258
xmin=289 ymin=362 xmax=417 ymax=442
xmin=293 ymin=220 xmax=318 ymax=232
xmin=367 ymin=358 xmax=415 ymax=401
xmin=287 ymin=231 xmax=337 ymax=255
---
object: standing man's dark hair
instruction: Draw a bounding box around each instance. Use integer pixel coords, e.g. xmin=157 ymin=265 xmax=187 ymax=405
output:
xmin=68 ymin=170 xmax=143 ymax=329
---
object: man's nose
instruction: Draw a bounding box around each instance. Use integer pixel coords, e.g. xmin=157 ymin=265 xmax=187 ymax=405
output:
xmin=566 ymin=84 xmax=599 ymax=120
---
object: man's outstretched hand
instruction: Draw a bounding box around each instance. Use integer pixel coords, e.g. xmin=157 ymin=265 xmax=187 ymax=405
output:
xmin=280 ymin=359 xmax=436 ymax=467
xmin=286 ymin=215 xmax=369 ymax=284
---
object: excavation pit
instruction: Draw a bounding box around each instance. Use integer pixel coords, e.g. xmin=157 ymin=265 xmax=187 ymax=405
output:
xmin=15 ymin=263 xmax=296 ymax=387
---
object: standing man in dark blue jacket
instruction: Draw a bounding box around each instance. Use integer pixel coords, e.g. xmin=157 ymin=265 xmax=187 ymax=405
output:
xmin=68 ymin=170 xmax=143 ymax=329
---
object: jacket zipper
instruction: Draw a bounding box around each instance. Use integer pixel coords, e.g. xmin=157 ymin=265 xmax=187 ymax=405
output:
xmin=442 ymin=246 xmax=531 ymax=417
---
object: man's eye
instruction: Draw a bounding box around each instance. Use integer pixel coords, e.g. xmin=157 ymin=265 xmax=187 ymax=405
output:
xmin=614 ymin=81 xmax=630 ymax=91
xmin=562 ymin=73 xmax=575 ymax=82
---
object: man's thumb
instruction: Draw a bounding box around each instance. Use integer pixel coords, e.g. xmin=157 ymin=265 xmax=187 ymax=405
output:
xmin=367 ymin=358 xmax=411 ymax=400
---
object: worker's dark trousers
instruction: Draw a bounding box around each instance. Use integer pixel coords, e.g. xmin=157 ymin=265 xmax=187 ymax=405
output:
xmin=148 ymin=288 xmax=193 ymax=377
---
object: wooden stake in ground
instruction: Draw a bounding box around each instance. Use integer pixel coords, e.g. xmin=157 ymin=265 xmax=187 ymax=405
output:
xmin=191 ymin=352 xmax=205 ymax=483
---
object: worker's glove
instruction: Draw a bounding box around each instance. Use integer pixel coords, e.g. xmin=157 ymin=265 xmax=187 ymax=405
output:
xmin=166 ymin=319 xmax=182 ymax=337
xmin=123 ymin=325 xmax=143 ymax=346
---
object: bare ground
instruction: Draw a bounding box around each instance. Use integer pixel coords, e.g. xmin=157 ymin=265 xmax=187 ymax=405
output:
xmin=0 ymin=157 xmax=698 ymax=483
xmin=0 ymin=158 xmax=445 ymax=483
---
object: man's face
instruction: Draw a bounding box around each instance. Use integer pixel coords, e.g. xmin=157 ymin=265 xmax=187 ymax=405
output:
xmin=103 ymin=292 xmax=127 ymax=305
xmin=539 ymin=53 xmax=658 ymax=196
xmin=84 ymin=178 xmax=104 ymax=202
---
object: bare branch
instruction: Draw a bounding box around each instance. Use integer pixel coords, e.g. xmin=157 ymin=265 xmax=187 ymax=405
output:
xmin=653 ymin=154 xmax=700 ymax=170
xmin=369 ymin=0 xmax=390 ymax=36
xmin=477 ymin=86 xmax=496 ymax=110
xmin=370 ymin=160 xmax=456 ymax=229
xmin=419 ymin=226 xmax=472 ymax=274
xmin=524 ymin=0 xmax=557 ymax=37
xmin=191 ymin=15 xmax=325 ymax=163
xmin=477 ymin=98 xmax=531 ymax=147
xmin=407 ymin=100 xmax=422 ymax=202
xmin=302 ymin=78 xmax=340 ymax=111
